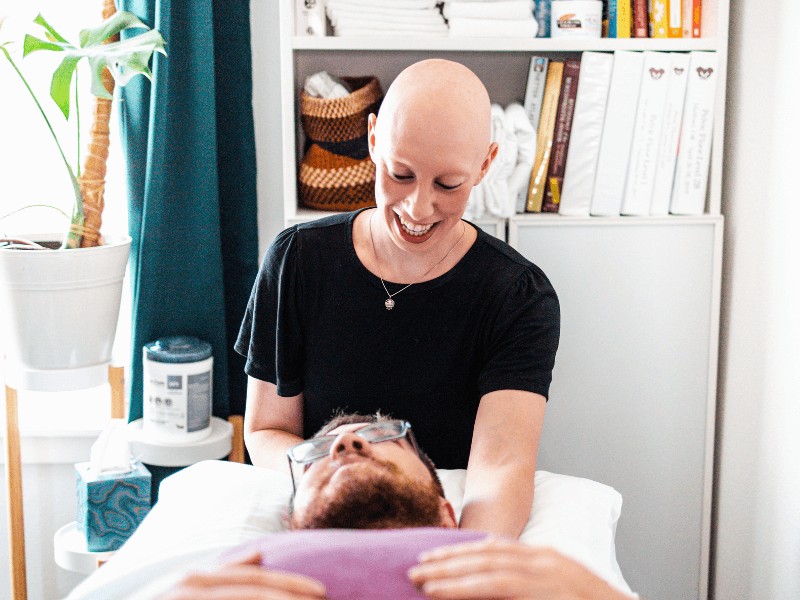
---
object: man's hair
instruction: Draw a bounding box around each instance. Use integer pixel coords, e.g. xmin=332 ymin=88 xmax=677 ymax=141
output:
xmin=315 ymin=411 xmax=445 ymax=499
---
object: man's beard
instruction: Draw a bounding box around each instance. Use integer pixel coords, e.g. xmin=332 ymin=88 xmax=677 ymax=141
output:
xmin=289 ymin=457 xmax=444 ymax=530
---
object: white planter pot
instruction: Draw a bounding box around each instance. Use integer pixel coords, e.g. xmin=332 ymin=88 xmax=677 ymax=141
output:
xmin=0 ymin=235 xmax=131 ymax=390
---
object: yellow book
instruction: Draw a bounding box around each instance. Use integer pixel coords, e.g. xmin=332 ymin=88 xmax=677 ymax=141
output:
xmin=526 ymin=61 xmax=564 ymax=212
xmin=650 ymin=0 xmax=669 ymax=37
xmin=617 ymin=0 xmax=632 ymax=38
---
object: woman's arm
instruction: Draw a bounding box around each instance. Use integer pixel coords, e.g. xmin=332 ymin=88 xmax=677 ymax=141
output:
xmin=459 ymin=390 xmax=545 ymax=537
xmin=243 ymin=376 xmax=304 ymax=473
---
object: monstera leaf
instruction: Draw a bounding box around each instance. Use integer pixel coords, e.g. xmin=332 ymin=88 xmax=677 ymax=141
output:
xmin=23 ymin=11 xmax=166 ymax=119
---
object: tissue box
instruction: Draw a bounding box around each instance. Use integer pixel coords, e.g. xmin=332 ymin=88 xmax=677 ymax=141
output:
xmin=75 ymin=460 xmax=152 ymax=552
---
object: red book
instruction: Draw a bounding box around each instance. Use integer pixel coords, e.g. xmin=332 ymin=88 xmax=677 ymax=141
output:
xmin=692 ymin=0 xmax=702 ymax=37
xmin=633 ymin=0 xmax=649 ymax=37
xmin=542 ymin=58 xmax=581 ymax=213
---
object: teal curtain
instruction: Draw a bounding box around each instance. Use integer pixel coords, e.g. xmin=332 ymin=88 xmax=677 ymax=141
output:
xmin=118 ymin=0 xmax=259 ymax=430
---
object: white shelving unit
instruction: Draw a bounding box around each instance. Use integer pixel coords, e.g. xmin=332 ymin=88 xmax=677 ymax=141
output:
xmin=272 ymin=3 xmax=730 ymax=598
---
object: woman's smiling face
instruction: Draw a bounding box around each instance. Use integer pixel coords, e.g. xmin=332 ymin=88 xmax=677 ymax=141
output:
xmin=369 ymin=112 xmax=486 ymax=247
xmin=366 ymin=59 xmax=497 ymax=253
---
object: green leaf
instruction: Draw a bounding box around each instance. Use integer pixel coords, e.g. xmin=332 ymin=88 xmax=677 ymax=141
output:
xmin=50 ymin=56 xmax=80 ymax=118
xmin=23 ymin=34 xmax=66 ymax=56
xmin=32 ymin=13 xmax=69 ymax=44
xmin=78 ymin=11 xmax=149 ymax=48
xmin=84 ymin=29 xmax=166 ymax=96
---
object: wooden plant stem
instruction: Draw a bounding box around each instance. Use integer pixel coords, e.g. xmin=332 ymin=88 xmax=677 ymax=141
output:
xmin=79 ymin=0 xmax=119 ymax=248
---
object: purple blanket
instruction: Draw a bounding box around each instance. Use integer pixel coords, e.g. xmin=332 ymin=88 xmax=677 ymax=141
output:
xmin=233 ymin=528 xmax=487 ymax=600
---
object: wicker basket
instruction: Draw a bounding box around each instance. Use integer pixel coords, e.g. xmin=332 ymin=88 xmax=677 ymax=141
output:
xmin=298 ymin=76 xmax=383 ymax=212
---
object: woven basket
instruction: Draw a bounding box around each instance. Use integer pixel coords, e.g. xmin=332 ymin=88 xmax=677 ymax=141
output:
xmin=298 ymin=76 xmax=383 ymax=212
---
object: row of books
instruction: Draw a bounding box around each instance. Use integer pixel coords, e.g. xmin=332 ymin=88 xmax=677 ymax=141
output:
xmin=521 ymin=50 xmax=718 ymax=216
xmin=603 ymin=0 xmax=703 ymax=38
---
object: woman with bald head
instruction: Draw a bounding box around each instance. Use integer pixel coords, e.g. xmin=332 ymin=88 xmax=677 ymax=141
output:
xmin=236 ymin=59 xmax=560 ymax=537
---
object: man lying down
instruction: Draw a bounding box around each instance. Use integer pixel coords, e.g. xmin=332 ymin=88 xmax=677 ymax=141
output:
xmin=74 ymin=413 xmax=636 ymax=600
xmin=155 ymin=413 xmax=637 ymax=600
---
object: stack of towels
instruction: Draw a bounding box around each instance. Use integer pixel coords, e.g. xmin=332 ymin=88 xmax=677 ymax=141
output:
xmin=466 ymin=102 xmax=535 ymax=220
xmin=326 ymin=0 xmax=448 ymax=37
xmin=442 ymin=0 xmax=539 ymax=37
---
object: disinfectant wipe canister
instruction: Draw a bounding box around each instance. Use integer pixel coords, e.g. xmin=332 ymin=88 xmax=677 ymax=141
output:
xmin=143 ymin=336 xmax=213 ymax=443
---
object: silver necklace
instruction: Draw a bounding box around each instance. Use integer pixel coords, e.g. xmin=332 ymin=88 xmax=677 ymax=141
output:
xmin=369 ymin=210 xmax=466 ymax=310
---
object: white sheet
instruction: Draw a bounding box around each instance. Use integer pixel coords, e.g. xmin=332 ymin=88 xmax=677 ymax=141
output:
xmin=67 ymin=461 xmax=632 ymax=599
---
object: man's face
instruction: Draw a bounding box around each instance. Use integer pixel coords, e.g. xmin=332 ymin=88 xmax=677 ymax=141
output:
xmin=289 ymin=422 xmax=452 ymax=530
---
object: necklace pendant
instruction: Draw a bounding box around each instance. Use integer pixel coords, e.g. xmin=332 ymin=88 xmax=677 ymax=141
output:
xmin=384 ymin=298 xmax=395 ymax=310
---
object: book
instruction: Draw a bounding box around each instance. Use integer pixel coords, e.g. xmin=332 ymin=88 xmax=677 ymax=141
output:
xmin=523 ymin=57 xmax=550 ymax=134
xmin=526 ymin=61 xmax=564 ymax=213
xmin=590 ymin=51 xmax=645 ymax=216
xmin=670 ymin=51 xmax=718 ymax=215
xmin=633 ymin=0 xmax=649 ymax=37
xmin=650 ymin=0 xmax=669 ymax=38
xmin=668 ymin=0 xmax=682 ymax=37
xmin=542 ymin=58 xmax=581 ymax=213
xmin=518 ymin=56 xmax=550 ymax=213
xmin=692 ymin=0 xmax=702 ymax=37
xmin=621 ymin=51 xmax=672 ymax=216
xmin=533 ymin=0 xmax=551 ymax=38
xmin=559 ymin=52 xmax=615 ymax=216
xmin=608 ymin=0 xmax=618 ymax=37
xmin=682 ymin=0 xmax=692 ymax=37
xmin=295 ymin=0 xmax=326 ymax=36
xmin=650 ymin=52 xmax=690 ymax=215
xmin=617 ymin=0 xmax=632 ymax=38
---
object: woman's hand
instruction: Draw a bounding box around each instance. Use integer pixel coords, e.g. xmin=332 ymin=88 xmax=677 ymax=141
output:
xmin=408 ymin=538 xmax=633 ymax=600
xmin=161 ymin=551 xmax=327 ymax=600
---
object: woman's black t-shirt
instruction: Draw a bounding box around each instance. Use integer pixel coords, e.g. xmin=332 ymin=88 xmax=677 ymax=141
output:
xmin=235 ymin=210 xmax=560 ymax=469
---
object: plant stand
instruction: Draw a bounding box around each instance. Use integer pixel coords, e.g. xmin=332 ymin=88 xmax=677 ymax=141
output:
xmin=3 ymin=365 xmax=125 ymax=600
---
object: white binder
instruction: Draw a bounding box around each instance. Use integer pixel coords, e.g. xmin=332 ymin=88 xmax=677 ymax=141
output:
xmin=590 ymin=51 xmax=645 ymax=216
xmin=559 ymin=52 xmax=614 ymax=216
xmin=621 ymin=51 xmax=672 ymax=216
xmin=650 ymin=52 xmax=690 ymax=216
xmin=670 ymin=51 xmax=719 ymax=215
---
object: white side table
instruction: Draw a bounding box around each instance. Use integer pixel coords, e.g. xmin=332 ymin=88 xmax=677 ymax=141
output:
xmin=53 ymin=523 xmax=116 ymax=575
xmin=126 ymin=416 xmax=233 ymax=467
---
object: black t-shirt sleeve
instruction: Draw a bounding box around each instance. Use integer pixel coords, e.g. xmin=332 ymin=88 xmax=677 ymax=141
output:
xmin=234 ymin=226 xmax=305 ymax=396
xmin=477 ymin=266 xmax=560 ymax=400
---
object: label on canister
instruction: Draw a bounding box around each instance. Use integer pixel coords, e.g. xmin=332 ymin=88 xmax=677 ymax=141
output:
xmin=142 ymin=336 xmax=213 ymax=444
xmin=551 ymin=0 xmax=603 ymax=38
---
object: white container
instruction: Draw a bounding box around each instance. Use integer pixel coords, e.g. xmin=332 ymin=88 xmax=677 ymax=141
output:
xmin=551 ymin=1 xmax=603 ymax=38
xmin=142 ymin=336 xmax=213 ymax=444
xmin=0 ymin=235 xmax=131 ymax=391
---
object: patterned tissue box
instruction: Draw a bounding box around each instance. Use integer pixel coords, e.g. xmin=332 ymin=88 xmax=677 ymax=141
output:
xmin=75 ymin=460 xmax=152 ymax=552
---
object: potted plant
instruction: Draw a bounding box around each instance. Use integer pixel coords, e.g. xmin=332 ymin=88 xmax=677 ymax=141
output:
xmin=0 ymin=2 xmax=165 ymax=387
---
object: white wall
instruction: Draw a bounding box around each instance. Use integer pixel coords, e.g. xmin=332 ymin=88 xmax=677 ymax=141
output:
xmin=714 ymin=1 xmax=800 ymax=599
xmin=250 ymin=0 xmax=285 ymax=257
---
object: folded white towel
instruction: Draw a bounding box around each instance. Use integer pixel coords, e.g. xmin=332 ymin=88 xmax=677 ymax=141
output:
xmin=448 ymin=17 xmax=539 ymax=37
xmin=303 ymin=72 xmax=351 ymax=99
xmin=333 ymin=17 xmax=449 ymax=32
xmin=443 ymin=0 xmax=533 ymax=20
xmin=467 ymin=102 xmax=536 ymax=219
xmin=504 ymin=103 xmax=536 ymax=213
xmin=328 ymin=7 xmax=444 ymax=20
xmin=327 ymin=9 xmax=446 ymax=27
xmin=327 ymin=0 xmax=439 ymax=10
xmin=334 ymin=27 xmax=450 ymax=37
xmin=333 ymin=19 xmax=449 ymax=37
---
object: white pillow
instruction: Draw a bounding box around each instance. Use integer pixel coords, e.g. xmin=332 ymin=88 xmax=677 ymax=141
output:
xmin=68 ymin=461 xmax=631 ymax=598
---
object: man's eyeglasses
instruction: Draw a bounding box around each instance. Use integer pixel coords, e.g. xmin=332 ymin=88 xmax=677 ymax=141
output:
xmin=286 ymin=420 xmax=420 ymax=494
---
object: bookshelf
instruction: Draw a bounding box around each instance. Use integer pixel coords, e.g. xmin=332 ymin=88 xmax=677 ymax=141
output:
xmin=272 ymin=2 xmax=730 ymax=598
